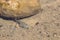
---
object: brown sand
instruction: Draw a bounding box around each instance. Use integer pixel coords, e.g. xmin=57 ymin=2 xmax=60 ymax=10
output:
xmin=0 ymin=0 xmax=60 ymax=40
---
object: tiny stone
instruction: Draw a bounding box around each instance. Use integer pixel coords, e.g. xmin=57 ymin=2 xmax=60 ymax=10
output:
xmin=47 ymin=35 xmax=50 ymax=37
xmin=35 ymin=22 xmax=39 ymax=25
xmin=53 ymin=33 xmax=57 ymax=37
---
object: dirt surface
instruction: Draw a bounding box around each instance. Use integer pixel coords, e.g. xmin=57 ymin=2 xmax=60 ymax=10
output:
xmin=0 ymin=0 xmax=60 ymax=40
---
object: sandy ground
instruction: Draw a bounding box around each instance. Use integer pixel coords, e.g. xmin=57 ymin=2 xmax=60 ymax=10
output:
xmin=0 ymin=0 xmax=60 ymax=40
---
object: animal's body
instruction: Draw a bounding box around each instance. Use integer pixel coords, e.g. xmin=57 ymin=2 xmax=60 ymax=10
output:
xmin=0 ymin=0 xmax=41 ymax=20
xmin=0 ymin=0 xmax=41 ymax=28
